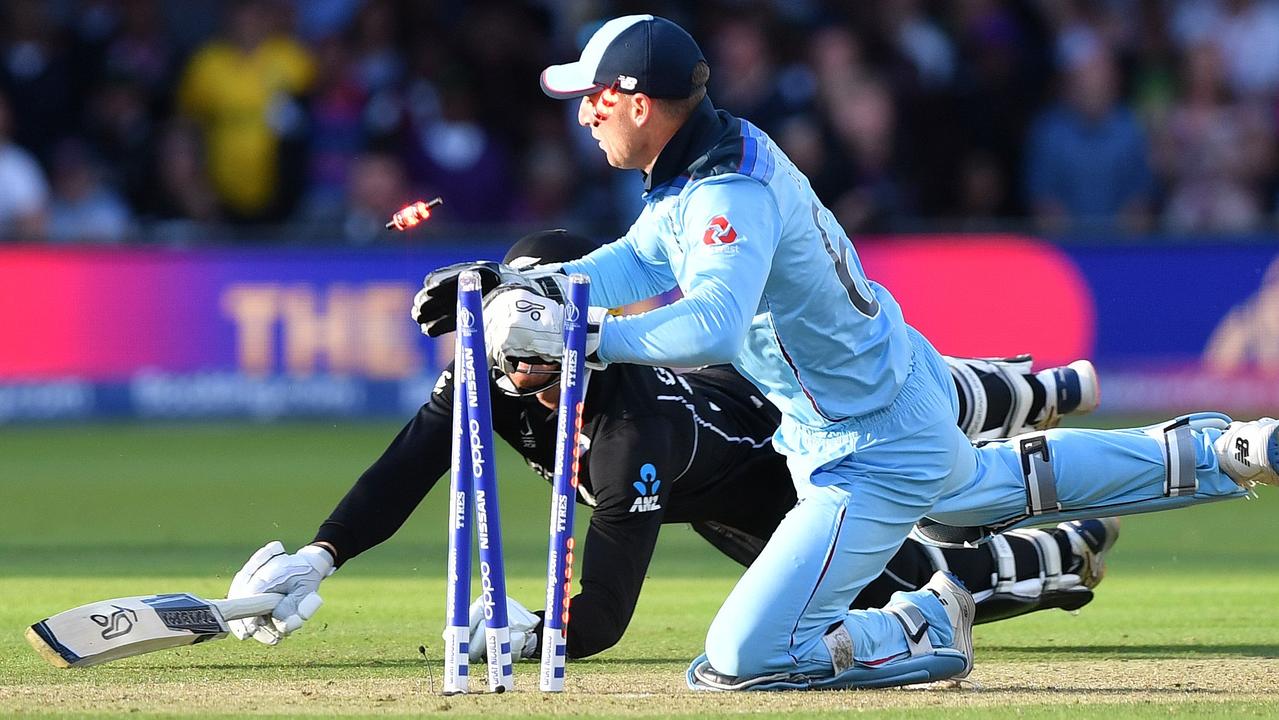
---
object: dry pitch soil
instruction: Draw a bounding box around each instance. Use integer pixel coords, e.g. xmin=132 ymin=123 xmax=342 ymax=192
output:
xmin=3 ymin=659 xmax=1279 ymax=717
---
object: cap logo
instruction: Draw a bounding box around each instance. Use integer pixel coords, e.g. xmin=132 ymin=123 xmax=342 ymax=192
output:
xmin=617 ymin=75 xmax=638 ymax=91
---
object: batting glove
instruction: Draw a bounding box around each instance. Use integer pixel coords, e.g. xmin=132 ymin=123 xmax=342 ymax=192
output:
xmin=482 ymin=285 xmax=607 ymax=372
xmin=412 ymin=261 xmax=571 ymax=337
xmin=227 ymin=541 xmax=334 ymax=645
xmin=466 ymin=595 xmax=542 ymax=663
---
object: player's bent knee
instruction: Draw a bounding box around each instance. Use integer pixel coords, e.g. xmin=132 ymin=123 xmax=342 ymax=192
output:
xmin=704 ymin=621 xmax=769 ymax=677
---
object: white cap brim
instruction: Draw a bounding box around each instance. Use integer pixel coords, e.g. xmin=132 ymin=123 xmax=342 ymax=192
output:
xmin=540 ymin=63 xmax=605 ymax=99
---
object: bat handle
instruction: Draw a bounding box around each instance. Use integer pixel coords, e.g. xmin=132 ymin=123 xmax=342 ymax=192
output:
xmin=213 ymin=593 xmax=286 ymax=621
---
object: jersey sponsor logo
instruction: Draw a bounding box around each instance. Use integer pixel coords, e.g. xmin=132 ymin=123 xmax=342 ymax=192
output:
xmin=701 ymin=215 xmax=738 ymax=246
xmin=629 ymin=463 xmax=662 ymax=513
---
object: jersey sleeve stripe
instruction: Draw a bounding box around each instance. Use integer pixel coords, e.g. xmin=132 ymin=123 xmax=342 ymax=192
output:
xmin=742 ymin=121 xmax=775 ymax=184
xmin=738 ymin=119 xmax=759 ymax=178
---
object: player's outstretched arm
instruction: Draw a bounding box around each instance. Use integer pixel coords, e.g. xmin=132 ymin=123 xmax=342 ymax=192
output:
xmin=310 ymin=365 xmax=459 ymax=560
xmin=590 ymin=178 xmax=781 ymax=367
xmin=226 ymin=365 xmax=462 ymax=645
xmin=561 ymin=220 xmax=677 ymax=309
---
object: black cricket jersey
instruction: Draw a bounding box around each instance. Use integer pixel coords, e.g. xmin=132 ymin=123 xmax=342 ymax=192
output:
xmin=314 ymin=362 xmax=799 ymax=658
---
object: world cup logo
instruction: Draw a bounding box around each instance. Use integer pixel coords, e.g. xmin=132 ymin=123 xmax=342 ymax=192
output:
xmin=459 ymin=306 xmax=476 ymax=331
xmin=565 ymin=300 xmax=580 ymax=324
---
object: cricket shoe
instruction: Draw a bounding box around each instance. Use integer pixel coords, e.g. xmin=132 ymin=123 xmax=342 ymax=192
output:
xmin=1214 ymin=418 xmax=1279 ymax=488
xmin=1059 ymin=517 xmax=1121 ymax=590
xmin=686 ymin=660 xmax=801 ymax=692
xmin=920 ymin=571 xmax=975 ymax=679
xmin=1033 ymin=360 xmax=1100 ymax=430
xmin=686 ymin=573 xmax=976 ymax=692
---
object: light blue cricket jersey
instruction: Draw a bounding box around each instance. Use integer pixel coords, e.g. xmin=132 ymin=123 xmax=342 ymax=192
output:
xmin=564 ymin=98 xmax=912 ymax=429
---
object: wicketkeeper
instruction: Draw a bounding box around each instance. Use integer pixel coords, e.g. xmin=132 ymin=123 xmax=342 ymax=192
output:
xmin=460 ymin=14 xmax=1275 ymax=691
xmin=226 ymin=230 xmax=1112 ymax=660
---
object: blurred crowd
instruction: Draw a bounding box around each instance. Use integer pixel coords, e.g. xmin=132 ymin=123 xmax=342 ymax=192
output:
xmin=5 ymin=0 xmax=1279 ymax=244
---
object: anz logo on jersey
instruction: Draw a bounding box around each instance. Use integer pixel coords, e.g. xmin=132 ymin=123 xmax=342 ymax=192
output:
xmin=629 ymin=463 xmax=663 ymax=513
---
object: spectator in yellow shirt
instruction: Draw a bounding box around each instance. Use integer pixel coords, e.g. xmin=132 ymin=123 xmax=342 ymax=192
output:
xmin=178 ymin=0 xmax=314 ymax=222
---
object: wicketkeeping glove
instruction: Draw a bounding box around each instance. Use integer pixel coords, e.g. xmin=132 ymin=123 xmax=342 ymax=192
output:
xmin=227 ymin=541 xmax=334 ymax=645
xmin=412 ymin=260 xmax=571 ymax=337
xmin=466 ymin=595 xmax=542 ymax=662
xmin=482 ymin=284 xmax=608 ymax=372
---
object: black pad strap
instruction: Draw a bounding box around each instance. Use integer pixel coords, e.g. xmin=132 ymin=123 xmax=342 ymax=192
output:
xmin=1018 ymin=433 xmax=1061 ymax=516
xmin=912 ymin=518 xmax=993 ymax=548
xmin=1156 ymin=417 xmax=1199 ymax=497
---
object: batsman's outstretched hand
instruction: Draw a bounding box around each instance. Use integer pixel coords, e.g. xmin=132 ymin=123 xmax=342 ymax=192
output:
xmin=482 ymin=285 xmax=608 ymax=373
xmin=227 ymin=541 xmax=334 ymax=645
xmin=466 ymin=595 xmax=542 ymax=663
xmin=412 ymin=261 xmax=571 ymax=337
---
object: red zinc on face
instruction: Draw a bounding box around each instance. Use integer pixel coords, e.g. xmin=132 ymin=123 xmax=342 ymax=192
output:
xmin=592 ymin=86 xmax=621 ymax=124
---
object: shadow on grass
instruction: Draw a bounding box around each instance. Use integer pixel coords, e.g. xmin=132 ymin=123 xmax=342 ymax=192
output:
xmin=982 ymin=643 xmax=1279 ymax=658
xmin=975 ymin=686 xmax=1231 ymax=696
xmin=577 ymin=658 xmax=692 ymax=666
xmin=162 ymin=657 xmax=691 ymax=672
xmin=148 ymin=660 xmax=428 ymax=671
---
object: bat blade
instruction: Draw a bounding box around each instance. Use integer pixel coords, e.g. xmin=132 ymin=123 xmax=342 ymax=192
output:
xmin=26 ymin=592 xmax=281 ymax=668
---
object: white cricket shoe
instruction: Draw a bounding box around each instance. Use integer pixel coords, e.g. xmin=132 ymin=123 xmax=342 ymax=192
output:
xmin=921 ymin=571 xmax=976 ymax=679
xmin=1034 ymin=359 xmax=1101 ymax=429
xmin=1215 ymin=418 xmax=1279 ymax=488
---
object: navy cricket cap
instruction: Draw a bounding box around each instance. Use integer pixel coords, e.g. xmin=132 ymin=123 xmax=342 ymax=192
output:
xmin=540 ymin=15 xmax=705 ymax=100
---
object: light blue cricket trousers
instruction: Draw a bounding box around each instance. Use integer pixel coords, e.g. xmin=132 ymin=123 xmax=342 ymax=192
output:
xmin=704 ymin=328 xmax=1247 ymax=680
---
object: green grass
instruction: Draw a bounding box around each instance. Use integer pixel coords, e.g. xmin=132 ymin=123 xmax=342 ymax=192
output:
xmin=1 ymin=420 xmax=1277 ymax=718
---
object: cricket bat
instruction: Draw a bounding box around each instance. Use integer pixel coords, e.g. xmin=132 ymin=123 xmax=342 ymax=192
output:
xmin=25 ymin=592 xmax=283 ymax=668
